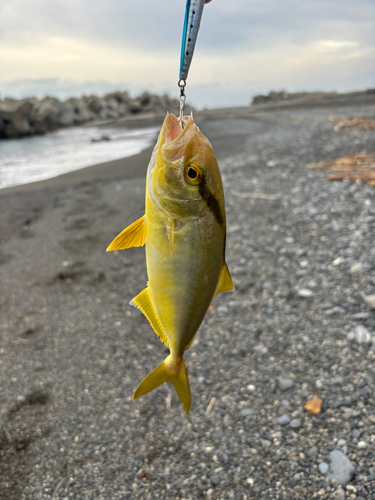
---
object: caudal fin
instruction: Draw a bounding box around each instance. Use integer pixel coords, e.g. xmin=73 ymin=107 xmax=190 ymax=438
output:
xmin=132 ymin=356 xmax=191 ymax=413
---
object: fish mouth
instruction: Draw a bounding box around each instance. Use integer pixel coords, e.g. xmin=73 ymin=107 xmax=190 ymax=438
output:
xmin=162 ymin=114 xmax=196 ymax=161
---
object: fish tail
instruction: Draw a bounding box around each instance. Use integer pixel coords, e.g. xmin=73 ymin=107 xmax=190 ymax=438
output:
xmin=132 ymin=355 xmax=191 ymax=413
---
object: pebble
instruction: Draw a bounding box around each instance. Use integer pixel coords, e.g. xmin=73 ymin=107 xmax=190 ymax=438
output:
xmin=363 ymin=294 xmax=375 ymax=309
xmin=289 ymin=418 xmax=301 ymax=429
xmin=247 ymin=384 xmax=256 ymax=391
xmin=278 ymin=377 xmax=294 ymax=391
xmin=332 ymin=257 xmax=345 ymax=266
xmin=209 ymin=475 xmax=221 ymax=486
xmin=277 ymin=414 xmax=291 ymax=426
xmin=327 ymin=450 xmax=355 ymax=485
xmin=331 ymin=487 xmax=345 ymax=500
xmin=350 ymin=262 xmax=363 ymax=273
xmin=352 ymin=429 xmax=361 ymax=438
xmin=357 ymin=441 xmax=367 ymax=449
xmin=240 ymin=409 xmax=253 ymax=417
xmin=297 ymin=288 xmax=313 ymax=298
xmin=319 ymin=462 xmax=329 ymax=474
xmin=17 ymin=395 xmax=26 ymax=403
xmin=308 ymin=447 xmax=318 ymax=461
xmin=354 ymin=325 xmax=371 ymax=343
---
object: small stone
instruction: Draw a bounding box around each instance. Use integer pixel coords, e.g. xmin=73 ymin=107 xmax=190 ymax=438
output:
xmin=352 ymin=429 xmax=361 ymax=438
xmin=278 ymin=378 xmax=294 ymax=391
xmin=289 ymin=418 xmax=301 ymax=429
xmin=210 ymin=475 xmax=220 ymax=486
xmin=363 ymin=294 xmax=375 ymax=309
xmin=327 ymin=450 xmax=355 ymax=485
xmin=354 ymin=325 xmax=371 ymax=343
xmin=205 ymin=488 xmax=214 ymax=500
xmin=346 ymin=331 xmax=355 ymax=341
xmin=277 ymin=414 xmax=291 ymax=426
xmin=351 ymin=312 xmax=369 ymax=319
xmin=299 ymin=260 xmax=309 ymax=268
xmin=308 ymin=447 xmax=318 ymax=461
xmin=331 ymin=487 xmax=345 ymax=500
xmin=240 ymin=409 xmax=253 ymax=417
xmin=247 ymin=384 xmax=256 ymax=391
xmin=357 ymin=441 xmax=367 ymax=449
xmin=319 ymin=462 xmax=329 ymax=474
xmin=337 ymin=439 xmax=346 ymax=447
xmin=298 ymin=288 xmax=313 ymax=298
xmin=332 ymin=257 xmax=345 ymax=266
xmin=246 ymin=477 xmax=254 ymax=486
xmin=350 ymin=262 xmax=363 ymax=273
xmin=17 ymin=395 xmax=26 ymax=403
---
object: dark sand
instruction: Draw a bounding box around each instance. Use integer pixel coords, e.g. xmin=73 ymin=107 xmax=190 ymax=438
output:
xmin=1 ymin=97 xmax=375 ymax=499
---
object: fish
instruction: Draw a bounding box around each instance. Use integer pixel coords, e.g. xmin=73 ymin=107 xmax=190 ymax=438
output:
xmin=107 ymin=113 xmax=234 ymax=413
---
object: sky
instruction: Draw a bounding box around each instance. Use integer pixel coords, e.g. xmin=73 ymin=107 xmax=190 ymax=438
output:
xmin=0 ymin=0 xmax=374 ymax=108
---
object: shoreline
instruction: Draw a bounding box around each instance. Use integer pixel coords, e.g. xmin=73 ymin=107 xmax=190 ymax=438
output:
xmin=2 ymin=91 xmax=375 ymax=194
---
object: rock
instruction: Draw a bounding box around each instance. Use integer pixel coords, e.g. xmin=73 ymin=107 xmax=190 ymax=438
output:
xmin=17 ymin=395 xmax=26 ymax=403
xmin=354 ymin=325 xmax=371 ymax=343
xmin=91 ymin=135 xmax=111 ymax=143
xmin=298 ymin=288 xmax=313 ymax=298
xmin=0 ymin=90 xmax=182 ymax=140
xmin=352 ymin=429 xmax=361 ymax=438
xmin=277 ymin=414 xmax=291 ymax=426
xmin=331 ymin=487 xmax=345 ymax=500
xmin=357 ymin=441 xmax=367 ymax=449
xmin=308 ymin=448 xmax=318 ymax=461
xmin=209 ymin=475 xmax=220 ymax=486
xmin=319 ymin=462 xmax=329 ymax=474
xmin=350 ymin=262 xmax=363 ymax=273
xmin=332 ymin=257 xmax=345 ymax=266
xmin=363 ymin=294 xmax=375 ymax=309
xmin=240 ymin=408 xmax=253 ymax=417
xmin=327 ymin=450 xmax=355 ymax=485
xmin=0 ymin=98 xmax=36 ymax=137
xmin=278 ymin=377 xmax=294 ymax=391
xmin=289 ymin=418 xmax=301 ymax=429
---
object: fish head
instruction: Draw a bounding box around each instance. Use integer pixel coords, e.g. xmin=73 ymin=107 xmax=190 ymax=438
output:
xmin=148 ymin=114 xmax=225 ymax=224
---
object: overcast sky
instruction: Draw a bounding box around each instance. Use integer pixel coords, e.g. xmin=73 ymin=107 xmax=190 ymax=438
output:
xmin=0 ymin=0 xmax=374 ymax=108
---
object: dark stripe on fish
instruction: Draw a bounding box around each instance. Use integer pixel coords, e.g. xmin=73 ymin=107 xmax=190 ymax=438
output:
xmin=199 ymin=181 xmax=224 ymax=225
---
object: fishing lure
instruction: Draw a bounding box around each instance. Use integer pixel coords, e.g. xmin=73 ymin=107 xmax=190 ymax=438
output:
xmin=177 ymin=0 xmax=206 ymax=126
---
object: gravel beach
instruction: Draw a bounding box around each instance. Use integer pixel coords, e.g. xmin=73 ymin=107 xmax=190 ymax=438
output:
xmin=0 ymin=95 xmax=375 ymax=499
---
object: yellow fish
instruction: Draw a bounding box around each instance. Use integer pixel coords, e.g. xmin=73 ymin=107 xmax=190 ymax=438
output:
xmin=107 ymin=113 xmax=234 ymax=413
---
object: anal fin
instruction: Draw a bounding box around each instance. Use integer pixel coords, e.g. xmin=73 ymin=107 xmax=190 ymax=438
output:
xmin=214 ymin=263 xmax=235 ymax=297
xmin=107 ymin=215 xmax=146 ymax=251
xmin=130 ymin=287 xmax=169 ymax=348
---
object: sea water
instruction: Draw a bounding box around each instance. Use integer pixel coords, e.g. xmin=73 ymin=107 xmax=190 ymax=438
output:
xmin=0 ymin=125 xmax=159 ymax=189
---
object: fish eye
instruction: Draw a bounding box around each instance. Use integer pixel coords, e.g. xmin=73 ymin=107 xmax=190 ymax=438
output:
xmin=184 ymin=162 xmax=204 ymax=185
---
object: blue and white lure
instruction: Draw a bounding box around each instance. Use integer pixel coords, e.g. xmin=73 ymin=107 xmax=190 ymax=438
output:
xmin=176 ymin=0 xmax=206 ymax=126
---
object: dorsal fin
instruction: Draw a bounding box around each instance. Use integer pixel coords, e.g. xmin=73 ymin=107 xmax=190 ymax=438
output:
xmin=107 ymin=215 xmax=146 ymax=251
xmin=214 ymin=263 xmax=235 ymax=297
xmin=130 ymin=287 xmax=169 ymax=348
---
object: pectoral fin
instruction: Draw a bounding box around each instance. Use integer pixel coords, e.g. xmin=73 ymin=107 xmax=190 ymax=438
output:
xmin=214 ymin=263 xmax=235 ymax=297
xmin=130 ymin=287 xmax=169 ymax=348
xmin=107 ymin=215 xmax=146 ymax=251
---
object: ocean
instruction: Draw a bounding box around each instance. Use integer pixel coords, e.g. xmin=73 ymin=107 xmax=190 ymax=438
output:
xmin=0 ymin=125 xmax=159 ymax=190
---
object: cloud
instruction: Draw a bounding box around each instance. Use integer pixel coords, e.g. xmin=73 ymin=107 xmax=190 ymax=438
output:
xmin=0 ymin=0 xmax=374 ymax=107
